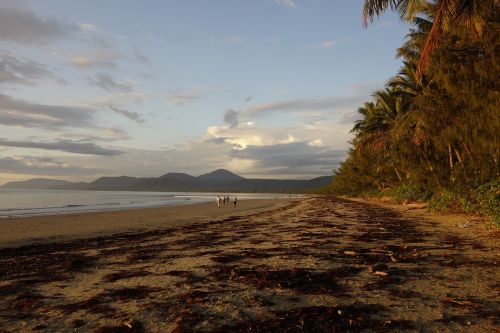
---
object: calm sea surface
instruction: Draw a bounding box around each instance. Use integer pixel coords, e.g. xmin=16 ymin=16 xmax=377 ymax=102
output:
xmin=0 ymin=189 xmax=287 ymax=217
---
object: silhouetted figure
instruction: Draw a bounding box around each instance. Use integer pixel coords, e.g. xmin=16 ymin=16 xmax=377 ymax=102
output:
xmin=233 ymin=197 xmax=237 ymax=207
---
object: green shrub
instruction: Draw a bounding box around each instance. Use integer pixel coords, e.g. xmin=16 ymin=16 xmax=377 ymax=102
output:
xmin=429 ymin=190 xmax=463 ymax=213
xmin=472 ymin=179 xmax=500 ymax=226
xmin=392 ymin=185 xmax=431 ymax=203
xmin=358 ymin=188 xmax=385 ymax=199
xmin=429 ymin=179 xmax=499 ymax=226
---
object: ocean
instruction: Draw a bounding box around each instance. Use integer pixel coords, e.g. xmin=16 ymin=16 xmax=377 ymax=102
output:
xmin=0 ymin=189 xmax=288 ymax=217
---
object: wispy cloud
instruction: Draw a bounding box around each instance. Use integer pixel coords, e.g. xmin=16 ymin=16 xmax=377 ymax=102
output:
xmin=0 ymin=4 xmax=131 ymax=74
xmin=0 ymin=51 xmax=61 ymax=85
xmin=165 ymin=88 xmax=204 ymax=106
xmin=274 ymin=0 xmax=297 ymax=9
xmin=229 ymin=141 xmax=343 ymax=178
xmin=0 ymin=156 xmax=109 ymax=176
xmin=107 ymin=106 xmax=144 ymax=123
xmin=227 ymin=36 xmax=244 ymax=45
xmin=0 ymin=5 xmax=76 ymax=45
xmin=310 ymin=38 xmax=345 ymax=49
xmin=79 ymin=90 xmax=147 ymax=123
xmin=58 ymin=128 xmax=130 ymax=143
xmin=0 ymin=93 xmax=97 ymax=129
xmin=78 ymin=22 xmax=97 ymax=32
xmin=69 ymin=49 xmax=121 ymax=69
xmin=242 ymin=95 xmax=365 ymax=118
xmin=0 ymin=138 xmax=123 ymax=156
xmin=132 ymin=45 xmax=152 ymax=65
xmin=88 ymin=73 xmax=134 ymax=93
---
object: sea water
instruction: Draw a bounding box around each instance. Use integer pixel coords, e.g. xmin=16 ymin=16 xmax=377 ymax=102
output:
xmin=0 ymin=189 xmax=287 ymax=217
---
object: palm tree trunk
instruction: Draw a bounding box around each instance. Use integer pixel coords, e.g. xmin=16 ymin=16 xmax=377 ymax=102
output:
xmin=417 ymin=0 xmax=450 ymax=78
xmin=426 ymin=160 xmax=434 ymax=172
xmin=448 ymin=144 xmax=454 ymax=169
xmin=454 ymin=148 xmax=463 ymax=163
xmin=394 ymin=166 xmax=402 ymax=181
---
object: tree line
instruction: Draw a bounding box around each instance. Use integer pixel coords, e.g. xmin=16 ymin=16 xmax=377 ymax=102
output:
xmin=330 ymin=0 xmax=499 ymax=223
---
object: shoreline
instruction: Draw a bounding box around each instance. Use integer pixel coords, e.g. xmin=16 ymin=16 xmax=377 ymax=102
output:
xmin=0 ymin=198 xmax=292 ymax=248
xmin=0 ymin=189 xmax=301 ymax=218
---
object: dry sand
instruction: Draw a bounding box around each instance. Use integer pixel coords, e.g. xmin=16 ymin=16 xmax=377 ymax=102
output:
xmin=0 ymin=196 xmax=498 ymax=332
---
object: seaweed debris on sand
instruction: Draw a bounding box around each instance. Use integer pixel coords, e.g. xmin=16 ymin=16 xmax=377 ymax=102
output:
xmin=0 ymin=197 xmax=498 ymax=332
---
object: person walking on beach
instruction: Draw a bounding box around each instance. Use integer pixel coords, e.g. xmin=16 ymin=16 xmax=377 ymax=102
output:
xmin=233 ymin=197 xmax=237 ymax=207
xmin=216 ymin=195 xmax=220 ymax=208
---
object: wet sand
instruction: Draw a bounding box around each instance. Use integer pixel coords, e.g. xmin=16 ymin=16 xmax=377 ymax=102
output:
xmin=0 ymin=199 xmax=287 ymax=248
xmin=0 ymin=196 xmax=498 ymax=332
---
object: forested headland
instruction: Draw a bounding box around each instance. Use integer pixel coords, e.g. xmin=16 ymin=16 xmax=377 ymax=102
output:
xmin=329 ymin=1 xmax=499 ymax=225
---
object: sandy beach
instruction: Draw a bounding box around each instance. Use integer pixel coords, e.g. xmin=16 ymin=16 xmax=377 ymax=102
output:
xmin=0 ymin=199 xmax=289 ymax=248
xmin=0 ymin=196 xmax=498 ymax=332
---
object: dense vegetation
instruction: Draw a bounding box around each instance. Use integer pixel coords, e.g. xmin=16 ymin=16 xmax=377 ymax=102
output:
xmin=330 ymin=0 xmax=499 ymax=224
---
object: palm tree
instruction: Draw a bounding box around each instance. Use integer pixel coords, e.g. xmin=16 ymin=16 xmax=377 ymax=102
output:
xmin=396 ymin=16 xmax=433 ymax=62
xmin=388 ymin=60 xmax=432 ymax=101
xmin=351 ymin=88 xmax=407 ymax=152
xmin=362 ymin=0 xmax=494 ymax=78
xmin=352 ymin=102 xmax=377 ymax=133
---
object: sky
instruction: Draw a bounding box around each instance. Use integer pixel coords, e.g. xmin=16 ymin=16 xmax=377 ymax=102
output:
xmin=0 ymin=0 xmax=409 ymax=183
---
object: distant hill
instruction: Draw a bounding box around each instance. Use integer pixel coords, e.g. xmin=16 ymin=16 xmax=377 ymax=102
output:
xmin=1 ymin=169 xmax=331 ymax=193
xmin=197 ymin=169 xmax=245 ymax=181
xmin=0 ymin=178 xmax=74 ymax=190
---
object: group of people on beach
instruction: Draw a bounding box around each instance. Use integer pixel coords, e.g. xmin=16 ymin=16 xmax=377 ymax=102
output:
xmin=216 ymin=195 xmax=237 ymax=208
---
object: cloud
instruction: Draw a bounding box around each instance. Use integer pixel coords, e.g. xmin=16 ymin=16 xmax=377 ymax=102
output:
xmin=0 ymin=156 xmax=109 ymax=176
xmin=346 ymin=81 xmax=384 ymax=93
xmin=78 ymin=90 xmax=147 ymax=123
xmin=0 ymin=51 xmax=59 ymax=85
xmin=209 ymin=95 xmax=360 ymax=150
xmin=0 ymin=93 xmax=97 ymax=129
xmin=132 ymin=45 xmax=152 ymax=65
xmin=208 ymin=115 xmax=356 ymax=164
xmin=339 ymin=111 xmax=363 ymax=125
xmin=229 ymin=141 xmax=345 ymax=177
xmin=58 ymin=127 xmax=130 ymax=143
xmin=165 ymin=88 xmax=204 ymax=106
xmin=0 ymin=5 xmax=125 ymax=70
xmin=69 ymin=49 xmax=121 ymax=69
xmin=227 ymin=36 xmax=244 ymax=45
xmin=108 ymin=106 xmax=144 ymax=123
xmin=274 ymin=0 xmax=297 ymax=9
xmin=223 ymin=109 xmax=239 ymax=128
xmin=88 ymin=73 xmax=134 ymax=93
xmin=78 ymin=22 xmax=97 ymax=32
xmin=207 ymin=122 xmax=273 ymax=149
xmin=0 ymin=138 xmax=123 ymax=156
xmin=56 ymin=140 xmax=237 ymax=180
xmin=0 ymin=5 xmax=75 ymax=45
xmin=311 ymin=39 xmax=344 ymax=49
xmin=241 ymin=95 xmax=366 ymax=119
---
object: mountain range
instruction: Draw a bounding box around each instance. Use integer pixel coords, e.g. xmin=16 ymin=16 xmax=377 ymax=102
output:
xmin=1 ymin=169 xmax=331 ymax=193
